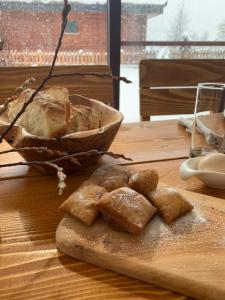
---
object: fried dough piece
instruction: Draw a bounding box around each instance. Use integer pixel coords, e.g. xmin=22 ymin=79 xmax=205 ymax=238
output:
xmin=149 ymin=188 xmax=193 ymax=224
xmin=67 ymin=104 xmax=100 ymax=133
xmin=96 ymin=187 xmax=157 ymax=234
xmin=59 ymin=181 xmax=107 ymax=225
xmin=129 ymin=169 xmax=159 ymax=197
xmin=8 ymin=88 xmax=69 ymax=138
xmin=90 ymin=165 xmax=129 ymax=192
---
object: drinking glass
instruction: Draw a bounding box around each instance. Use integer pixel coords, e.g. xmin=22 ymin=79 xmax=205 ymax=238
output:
xmin=190 ymin=82 xmax=225 ymax=157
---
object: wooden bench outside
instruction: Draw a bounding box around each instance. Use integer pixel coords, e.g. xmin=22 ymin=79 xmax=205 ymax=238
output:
xmin=140 ymin=59 xmax=225 ymax=120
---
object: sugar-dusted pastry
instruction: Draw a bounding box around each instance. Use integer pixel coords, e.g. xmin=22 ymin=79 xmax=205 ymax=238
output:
xmin=90 ymin=165 xmax=129 ymax=192
xmin=59 ymin=180 xmax=107 ymax=225
xmin=96 ymin=187 xmax=157 ymax=234
xmin=129 ymin=169 xmax=159 ymax=197
xmin=149 ymin=188 xmax=193 ymax=224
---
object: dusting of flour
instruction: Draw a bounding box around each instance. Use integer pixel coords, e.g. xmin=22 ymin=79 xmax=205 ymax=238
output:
xmin=96 ymin=209 xmax=210 ymax=255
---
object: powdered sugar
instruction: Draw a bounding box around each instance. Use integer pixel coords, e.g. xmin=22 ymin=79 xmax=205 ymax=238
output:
xmin=170 ymin=210 xmax=208 ymax=234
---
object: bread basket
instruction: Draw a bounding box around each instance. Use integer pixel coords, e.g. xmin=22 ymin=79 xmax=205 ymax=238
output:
xmin=0 ymin=94 xmax=123 ymax=173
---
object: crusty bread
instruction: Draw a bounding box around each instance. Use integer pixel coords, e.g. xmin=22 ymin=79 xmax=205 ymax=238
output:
xmin=8 ymin=88 xmax=69 ymax=138
xmin=67 ymin=104 xmax=100 ymax=133
xmin=8 ymin=85 xmax=100 ymax=137
xmin=45 ymin=86 xmax=70 ymax=121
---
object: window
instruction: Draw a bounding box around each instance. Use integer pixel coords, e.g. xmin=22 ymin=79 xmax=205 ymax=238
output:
xmin=65 ymin=20 xmax=78 ymax=34
xmin=120 ymin=0 xmax=225 ymax=122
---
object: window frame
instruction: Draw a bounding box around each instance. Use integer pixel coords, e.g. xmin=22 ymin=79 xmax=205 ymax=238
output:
xmin=65 ymin=20 xmax=79 ymax=35
xmin=107 ymin=0 xmax=121 ymax=110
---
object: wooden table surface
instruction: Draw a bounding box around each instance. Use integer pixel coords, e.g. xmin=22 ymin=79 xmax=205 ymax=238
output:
xmin=1 ymin=120 xmax=225 ymax=300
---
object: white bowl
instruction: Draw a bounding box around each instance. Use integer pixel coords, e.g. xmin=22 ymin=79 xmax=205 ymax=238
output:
xmin=179 ymin=157 xmax=225 ymax=189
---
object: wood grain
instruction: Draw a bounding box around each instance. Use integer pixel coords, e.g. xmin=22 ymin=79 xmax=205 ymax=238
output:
xmin=110 ymin=120 xmax=190 ymax=162
xmin=140 ymin=59 xmax=225 ymax=88
xmin=140 ymin=59 xmax=225 ymax=118
xmin=141 ymin=88 xmax=196 ymax=116
xmin=0 ymin=250 xmax=189 ymax=300
xmin=0 ymin=140 xmax=40 ymax=179
xmin=56 ymin=189 xmax=225 ymax=300
xmin=0 ymin=171 xmax=98 ymax=254
xmin=0 ymin=65 xmax=114 ymax=105
xmin=1 ymin=120 xmax=225 ymax=300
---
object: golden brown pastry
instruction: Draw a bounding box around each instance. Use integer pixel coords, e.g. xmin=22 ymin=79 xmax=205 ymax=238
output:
xmin=96 ymin=187 xmax=157 ymax=234
xmin=67 ymin=104 xmax=100 ymax=133
xmin=8 ymin=88 xmax=69 ymax=138
xmin=59 ymin=181 xmax=107 ymax=225
xmin=129 ymin=169 xmax=159 ymax=197
xmin=149 ymin=188 xmax=193 ymax=224
xmin=90 ymin=165 xmax=129 ymax=192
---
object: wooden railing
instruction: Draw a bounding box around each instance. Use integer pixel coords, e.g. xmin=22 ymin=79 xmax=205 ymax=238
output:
xmin=0 ymin=49 xmax=158 ymax=66
xmin=1 ymin=46 xmax=225 ymax=67
xmin=168 ymin=49 xmax=225 ymax=59
xmin=121 ymin=41 xmax=225 ymax=47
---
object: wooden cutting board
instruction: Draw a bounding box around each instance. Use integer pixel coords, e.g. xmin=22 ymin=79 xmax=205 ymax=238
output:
xmin=56 ymin=188 xmax=225 ymax=300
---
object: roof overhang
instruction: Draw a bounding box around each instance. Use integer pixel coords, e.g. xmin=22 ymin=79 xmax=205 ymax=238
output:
xmin=0 ymin=1 xmax=167 ymax=14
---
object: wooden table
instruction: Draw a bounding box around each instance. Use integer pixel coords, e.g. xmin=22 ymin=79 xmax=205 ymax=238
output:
xmin=1 ymin=120 xmax=225 ymax=300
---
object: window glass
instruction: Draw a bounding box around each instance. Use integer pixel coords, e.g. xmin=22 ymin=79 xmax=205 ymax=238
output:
xmin=148 ymin=0 xmax=225 ymax=42
xmin=0 ymin=0 xmax=107 ymax=66
xmin=120 ymin=0 xmax=225 ymax=122
xmin=65 ymin=20 xmax=79 ymax=34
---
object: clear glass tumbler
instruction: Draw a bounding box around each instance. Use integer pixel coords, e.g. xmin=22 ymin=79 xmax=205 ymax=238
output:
xmin=190 ymin=82 xmax=225 ymax=157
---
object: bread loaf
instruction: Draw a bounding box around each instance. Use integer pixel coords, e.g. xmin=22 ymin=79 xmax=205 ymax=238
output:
xmin=8 ymin=86 xmax=100 ymax=137
xmin=45 ymin=86 xmax=70 ymax=121
xmin=8 ymin=88 xmax=70 ymax=138
xmin=67 ymin=104 xmax=100 ymax=133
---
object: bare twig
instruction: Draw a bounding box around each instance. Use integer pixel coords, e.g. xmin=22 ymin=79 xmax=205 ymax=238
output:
xmin=0 ymin=150 xmax=131 ymax=194
xmin=50 ymin=72 xmax=132 ymax=84
xmin=0 ymin=146 xmax=66 ymax=156
xmin=0 ymin=146 xmax=81 ymax=166
xmin=0 ymin=147 xmax=132 ymax=164
xmin=45 ymin=150 xmax=132 ymax=164
xmin=0 ymin=3 xmax=71 ymax=143
xmin=55 ymin=166 xmax=67 ymax=195
xmin=0 ymin=0 xmax=132 ymax=196
xmin=0 ymin=159 xmax=67 ymax=195
xmin=0 ymin=1 xmax=131 ymax=143
xmin=0 ymin=39 xmax=4 ymax=51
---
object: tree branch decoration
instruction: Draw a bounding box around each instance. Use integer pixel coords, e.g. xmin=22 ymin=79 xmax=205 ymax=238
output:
xmin=0 ymin=0 xmax=132 ymax=194
xmin=0 ymin=150 xmax=132 ymax=195
xmin=0 ymin=1 xmax=131 ymax=142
